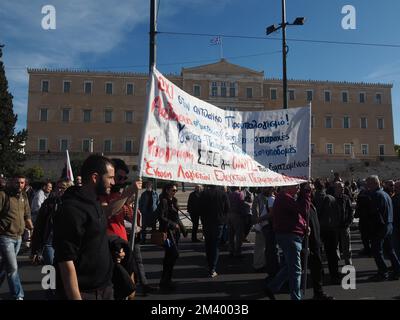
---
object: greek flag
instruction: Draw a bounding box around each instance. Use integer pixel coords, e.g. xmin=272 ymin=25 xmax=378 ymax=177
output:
xmin=210 ymin=36 xmax=221 ymax=45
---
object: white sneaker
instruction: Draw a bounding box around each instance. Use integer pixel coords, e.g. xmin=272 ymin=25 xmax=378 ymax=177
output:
xmin=210 ymin=271 xmax=218 ymax=278
xmin=16 ymin=297 xmax=23 ymax=300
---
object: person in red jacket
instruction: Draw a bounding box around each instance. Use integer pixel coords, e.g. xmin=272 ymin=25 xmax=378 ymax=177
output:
xmin=264 ymin=183 xmax=311 ymax=300
xmin=99 ymin=159 xmax=156 ymax=296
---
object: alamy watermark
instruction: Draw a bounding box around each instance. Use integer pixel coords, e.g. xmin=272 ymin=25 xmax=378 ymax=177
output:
xmin=341 ymin=265 xmax=356 ymax=290
xmin=41 ymin=5 xmax=56 ymax=30
xmin=342 ymin=5 xmax=356 ymax=30
xmin=41 ymin=265 xmax=56 ymax=290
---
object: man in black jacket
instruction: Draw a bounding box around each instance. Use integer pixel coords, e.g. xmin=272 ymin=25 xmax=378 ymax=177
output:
xmin=200 ymin=185 xmax=230 ymax=277
xmin=301 ymin=183 xmax=334 ymax=300
xmin=53 ymin=155 xmax=127 ymax=300
xmin=334 ymin=181 xmax=354 ymax=266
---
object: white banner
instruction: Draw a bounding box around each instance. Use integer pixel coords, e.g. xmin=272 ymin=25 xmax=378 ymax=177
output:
xmin=138 ymin=68 xmax=308 ymax=187
xmin=237 ymin=106 xmax=311 ymax=179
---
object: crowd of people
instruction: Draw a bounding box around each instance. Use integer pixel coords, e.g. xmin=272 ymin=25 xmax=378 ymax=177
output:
xmin=0 ymin=157 xmax=399 ymax=300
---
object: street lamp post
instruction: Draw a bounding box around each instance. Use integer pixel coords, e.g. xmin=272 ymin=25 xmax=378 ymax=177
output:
xmin=266 ymin=0 xmax=305 ymax=109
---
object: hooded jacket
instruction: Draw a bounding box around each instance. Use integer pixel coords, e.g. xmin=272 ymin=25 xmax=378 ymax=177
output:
xmin=53 ymin=186 xmax=113 ymax=292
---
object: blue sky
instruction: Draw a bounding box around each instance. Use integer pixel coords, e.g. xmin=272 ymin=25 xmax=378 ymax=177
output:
xmin=1 ymin=0 xmax=399 ymax=143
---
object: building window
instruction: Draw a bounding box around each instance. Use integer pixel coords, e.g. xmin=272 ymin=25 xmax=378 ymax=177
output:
xmin=288 ymin=89 xmax=295 ymax=101
xmin=311 ymin=115 xmax=315 ymax=128
xmin=270 ymin=88 xmax=277 ymax=100
xmin=246 ymin=87 xmax=253 ymax=98
xmin=125 ymin=140 xmax=133 ymax=153
xmin=84 ymin=81 xmax=92 ymax=94
xmin=324 ymin=90 xmax=331 ymax=103
xmin=306 ymin=90 xmax=313 ymax=102
xmin=342 ymin=91 xmax=349 ymax=103
xmin=63 ymin=81 xmax=71 ymax=93
xmin=82 ymin=139 xmax=91 ymax=152
xmin=38 ymin=138 xmax=47 ymax=152
xmin=60 ymin=139 xmax=68 ymax=152
xmin=375 ymin=93 xmax=382 ymax=104
xmin=325 ymin=116 xmax=332 ymax=129
xmin=211 ymin=82 xmax=218 ymax=97
xmin=41 ymin=80 xmax=49 ymax=93
xmin=360 ymin=117 xmax=368 ymax=129
xmin=326 ymin=143 xmax=334 ymax=155
xmin=126 ymin=83 xmax=134 ymax=95
xmin=105 ymin=82 xmax=113 ymax=95
xmin=83 ymin=109 xmax=92 ymax=123
xmin=105 ymin=110 xmax=113 ymax=123
xmin=361 ymin=144 xmax=369 ymax=155
xmin=377 ymin=118 xmax=384 ymax=130
xmin=311 ymin=144 xmax=315 ymax=154
xmin=125 ymin=111 xmax=133 ymax=123
xmin=220 ymin=82 xmax=227 ymax=97
xmin=359 ymin=92 xmax=366 ymax=103
xmin=343 ymin=116 xmax=350 ymax=129
xmin=62 ymin=108 xmax=70 ymax=123
xmin=344 ymin=144 xmax=351 ymax=155
xmin=193 ymin=85 xmax=201 ymax=97
xmin=104 ymin=140 xmax=112 ymax=153
xmin=379 ymin=144 xmax=385 ymax=156
xmin=40 ymin=108 xmax=48 ymax=122
xmin=230 ymin=82 xmax=236 ymax=97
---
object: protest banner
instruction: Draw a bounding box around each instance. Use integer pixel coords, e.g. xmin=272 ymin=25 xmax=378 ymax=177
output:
xmin=237 ymin=106 xmax=311 ymax=179
xmin=138 ymin=68 xmax=309 ymax=187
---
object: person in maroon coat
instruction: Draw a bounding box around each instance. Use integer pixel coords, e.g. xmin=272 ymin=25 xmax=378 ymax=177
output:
xmin=264 ymin=184 xmax=311 ymax=300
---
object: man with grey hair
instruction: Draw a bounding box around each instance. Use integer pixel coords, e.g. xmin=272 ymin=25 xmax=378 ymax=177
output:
xmin=365 ymin=175 xmax=400 ymax=281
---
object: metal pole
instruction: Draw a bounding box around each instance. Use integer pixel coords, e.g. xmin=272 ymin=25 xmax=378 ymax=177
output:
xmin=149 ymin=0 xmax=157 ymax=73
xmin=282 ymin=0 xmax=288 ymax=109
xmin=150 ymin=0 xmax=158 ymax=192
xmin=130 ymin=0 xmax=157 ymax=252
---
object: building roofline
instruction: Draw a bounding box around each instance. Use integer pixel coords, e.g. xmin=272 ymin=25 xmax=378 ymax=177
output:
xmin=27 ymin=68 xmax=150 ymax=77
xmin=265 ymin=78 xmax=393 ymax=88
xmin=26 ymin=68 xmax=392 ymax=88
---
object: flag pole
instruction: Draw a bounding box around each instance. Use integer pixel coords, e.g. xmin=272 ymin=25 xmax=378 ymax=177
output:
xmin=220 ymin=36 xmax=223 ymax=59
xmin=66 ymin=149 xmax=74 ymax=183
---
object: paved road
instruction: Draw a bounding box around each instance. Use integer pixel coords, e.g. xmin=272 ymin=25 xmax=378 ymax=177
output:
xmin=1 ymin=228 xmax=400 ymax=300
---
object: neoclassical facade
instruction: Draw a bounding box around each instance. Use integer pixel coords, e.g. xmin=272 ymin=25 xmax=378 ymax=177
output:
xmin=26 ymin=59 xmax=395 ymax=164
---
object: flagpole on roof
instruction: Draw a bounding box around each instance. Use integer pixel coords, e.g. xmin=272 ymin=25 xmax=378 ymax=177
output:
xmin=220 ymin=36 xmax=223 ymax=59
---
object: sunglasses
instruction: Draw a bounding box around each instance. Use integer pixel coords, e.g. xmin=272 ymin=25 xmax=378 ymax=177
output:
xmin=171 ymin=189 xmax=178 ymax=193
xmin=117 ymin=175 xmax=128 ymax=181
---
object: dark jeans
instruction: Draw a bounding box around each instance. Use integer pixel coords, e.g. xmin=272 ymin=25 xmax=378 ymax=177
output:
xmin=307 ymin=247 xmax=324 ymax=295
xmin=261 ymin=224 xmax=280 ymax=277
xmin=81 ymin=285 xmax=114 ymax=300
xmin=190 ymin=213 xmax=200 ymax=241
xmin=267 ymin=233 xmax=303 ymax=300
xmin=243 ymin=215 xmax=253 ymax=239
xmin=359 ymin=217 xmax=371 ymax=252
xmin=132 ymin=242 xmax=148 ymax=286
xmin=203 ymin=224 xmax=224 ymax=273
xmin=371 ymin=223 xmax=400 ymax=276
xmin=160 ymin=231 xmax=180 ymax=285
xmin=320 ymin=228 xmax=340 ymax=278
